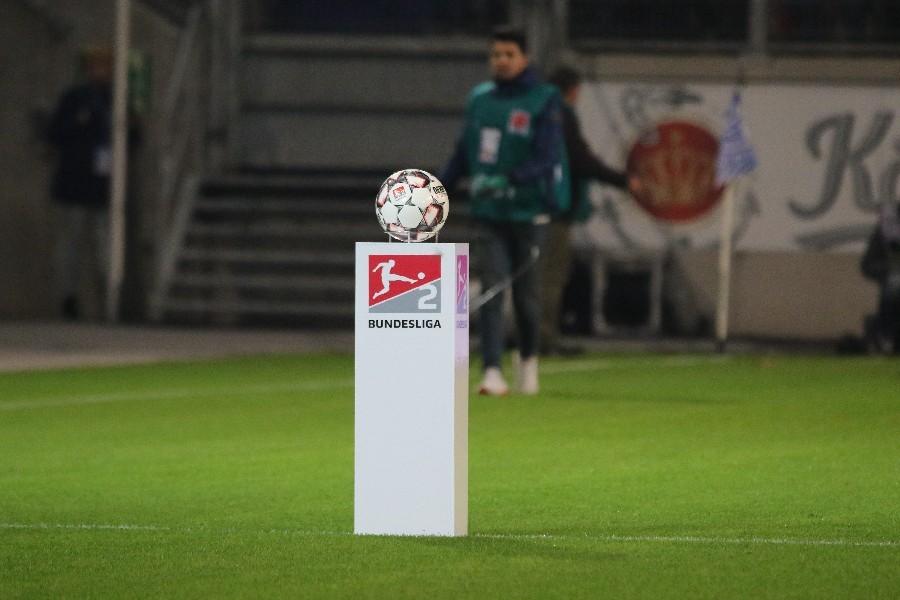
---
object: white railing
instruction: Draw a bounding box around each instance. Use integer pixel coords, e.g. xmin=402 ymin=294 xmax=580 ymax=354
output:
xmin=147 ymin=0 xmax=242 ymax=321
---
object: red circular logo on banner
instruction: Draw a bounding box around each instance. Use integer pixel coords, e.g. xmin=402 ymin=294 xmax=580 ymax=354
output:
xmin=627 ymin=120 xmax=724 ymax=223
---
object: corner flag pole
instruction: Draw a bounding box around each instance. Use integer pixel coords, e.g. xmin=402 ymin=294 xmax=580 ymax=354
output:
xmin=715 ymin=181 xmax=738 ymax=352
xmin=714 ymin=88 xmax=757 ymax=352
xmin=106 ymin=0 xmax=131 ymax=323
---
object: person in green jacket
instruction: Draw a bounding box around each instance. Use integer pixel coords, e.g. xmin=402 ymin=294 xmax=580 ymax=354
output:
xmin=440 ymin=25 xmax=569 ymax=395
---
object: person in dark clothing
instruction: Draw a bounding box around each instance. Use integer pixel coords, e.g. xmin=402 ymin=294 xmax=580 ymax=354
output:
xmin=861 ymin=203 xmax=900 ymax=354
xmin=440 ymin=26 xmax=569 ymax=395
xmin=47 ymin=47 xmax=143 ymax=320
xmin=48 ymin=50 xmax=113 ymax=210
xmin=540 ymin=65 xmax=642 ymax=354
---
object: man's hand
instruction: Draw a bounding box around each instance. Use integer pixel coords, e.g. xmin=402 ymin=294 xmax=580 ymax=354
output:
xmin=470 ymin=174 xmax=510 ymax=197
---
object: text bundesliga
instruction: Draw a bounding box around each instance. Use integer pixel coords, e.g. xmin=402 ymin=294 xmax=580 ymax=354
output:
xmin=368 ymin=318 xmax=442 ymax=329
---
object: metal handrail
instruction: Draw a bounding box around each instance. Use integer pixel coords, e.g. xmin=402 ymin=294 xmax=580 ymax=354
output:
xmin=147 ymin=2 xmax=206 ymax=321
xmin=147 ymin=0 xmax=242 ymax=322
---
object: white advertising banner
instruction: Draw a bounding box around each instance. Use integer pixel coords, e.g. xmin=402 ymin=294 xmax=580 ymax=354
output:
xmin=354 ymin=242 xmax=469 ymax=536
xmin=575 ymin=82 xmax=899 ymax=253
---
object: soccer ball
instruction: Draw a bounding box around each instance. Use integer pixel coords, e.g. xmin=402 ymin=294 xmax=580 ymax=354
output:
xmin=375 ymin=169 xmax=449 ymax=242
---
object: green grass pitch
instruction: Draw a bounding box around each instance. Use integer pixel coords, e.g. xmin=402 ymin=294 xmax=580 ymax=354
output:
xmin=1 ymin=352 xmax=897 ymax=598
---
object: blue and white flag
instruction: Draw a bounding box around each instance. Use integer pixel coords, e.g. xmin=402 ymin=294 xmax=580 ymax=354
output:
xmin=715 ymin=91 xmax=757 ymax=186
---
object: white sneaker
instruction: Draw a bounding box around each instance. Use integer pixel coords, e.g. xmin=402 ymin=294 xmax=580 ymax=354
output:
xmin=516 ymin=355 xmax=539 ymax=395
xmin=478 ymin=367 xmax=509 ymax=396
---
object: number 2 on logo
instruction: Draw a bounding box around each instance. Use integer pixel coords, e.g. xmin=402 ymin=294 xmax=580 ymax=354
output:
xmin=418 ymin=284 xmax=437 ymax=310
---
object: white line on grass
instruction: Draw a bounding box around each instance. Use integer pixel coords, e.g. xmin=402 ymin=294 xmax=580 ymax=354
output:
xmin=540 ymin=355 xmax=731 ymax=375
xmin=2 ymin=523 xmax=896 ymax=548
xmin=2 ymin=356 xmax=728 ymax=411
xmin=473 ymin=532 xmax=900 ymax=548
xmin=0 ymin=380 xmax=354 ymax=411
xmin=1 ymin=523 xmax=171 ymax=532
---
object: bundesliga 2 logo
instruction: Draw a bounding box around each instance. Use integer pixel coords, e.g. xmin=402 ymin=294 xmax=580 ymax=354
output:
xmin=368 ymin=255 xmax=441 ymax=313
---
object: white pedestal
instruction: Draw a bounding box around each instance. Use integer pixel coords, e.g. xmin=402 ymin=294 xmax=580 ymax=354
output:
xmin=354 ymin=242 xmax=469 ymax=536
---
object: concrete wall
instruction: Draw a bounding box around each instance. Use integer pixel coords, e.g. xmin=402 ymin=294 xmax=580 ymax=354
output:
xmin=0 ymin=1 xmax=180 ymax=320
xmin=0 ymin=3 xmax=72 ymax=318
xmin=675 ymin=250 xmax=879 ymax=340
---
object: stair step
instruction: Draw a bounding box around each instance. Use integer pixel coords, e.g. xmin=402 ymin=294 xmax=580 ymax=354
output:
xmin=180 ymin=247 xmax=353 ymax=267
xmin=161 ymin=297 xmax=355 ymax=318
xmin=187 ymin=221 xmax=380 ymax=240
xmin=195 ymin=197 xmax=373 ymax=216
xmin=202 ymin=171 xmax=384 ymax=197
xmin=171 ymin=273 xmax=354 ymax=294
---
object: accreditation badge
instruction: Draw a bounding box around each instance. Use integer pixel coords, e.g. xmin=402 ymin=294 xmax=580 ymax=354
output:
xmin=93 ymin=145 xmax=111 ymax=176
xmin=478 ymin=127 xmax=501 ymax=164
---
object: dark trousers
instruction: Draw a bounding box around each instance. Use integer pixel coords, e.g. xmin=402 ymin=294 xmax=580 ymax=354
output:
xmin=477 ymin=221 xmax=547 ymax=369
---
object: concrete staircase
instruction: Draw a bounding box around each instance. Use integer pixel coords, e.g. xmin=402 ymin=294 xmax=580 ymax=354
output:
xmin=238 ymin=35 xmax=486 ymax=172
xmin=155 ymin=172 xmax=380 ymax=327
xmin=151 ymin=35 xmax=484 ymax=327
